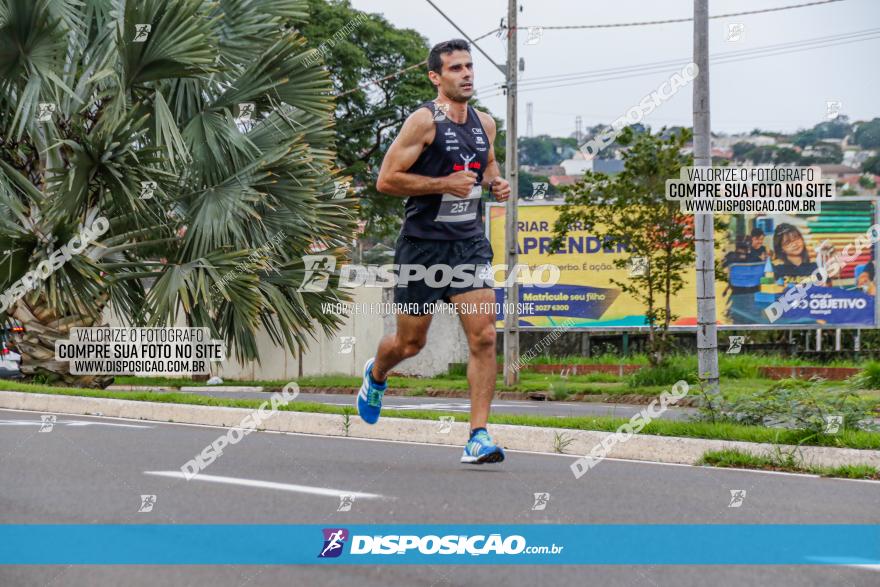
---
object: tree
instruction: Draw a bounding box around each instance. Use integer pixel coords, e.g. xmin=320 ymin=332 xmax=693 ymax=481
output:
xmin=731 ymin=141 xmax=755 ymax=161
xmin=862 ymin=155 xmax=880 ymax=176
xmin=812 ymin=116 xmax=851 ymax=139
xmin=773 ymin=147 xmax=799 ymax=165
xmin=298 ymin=0 xmax=430 ymax=243
xmin=747 ymin=145 xmax=776 ymax=164
xmin=299 ymin=0 xmax=503 ymax=242
xmin=793 ymin=129 xmax=819 ymax=148
xmin=518 ymin=136 xmax=559 ymax=167
xmin=799 ymin=142 xmax=843 ymax=165
xmin=549 ymin=127 xmax=724 ymax=366
xmin=854 ymin=118 xmax=880 ymax=149
xmin=0 ymin=0 xmax=354 ymax=385
xmin=518 ymin=135 xmax=577 ymax=167
xmin=518 ymin=171 xmax=557 ymax=199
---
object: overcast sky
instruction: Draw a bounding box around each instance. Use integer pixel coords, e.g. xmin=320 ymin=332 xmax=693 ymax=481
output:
xmin=348 ymin=0 xmax=879 ymax=138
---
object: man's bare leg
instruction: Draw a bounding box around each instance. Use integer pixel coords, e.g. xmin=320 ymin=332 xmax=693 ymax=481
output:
xmin=449 ymin=288 xmax=497 ymax=430
xmin=372 ymin=311 xmax=433 ymax=382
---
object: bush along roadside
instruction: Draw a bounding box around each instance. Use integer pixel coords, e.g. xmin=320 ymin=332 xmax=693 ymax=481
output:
xmin=699 ymin=449 xmax=880 ymax=480
xmin=694 ymin=377 xmax=879 ymax=435
xmin=848 ymin=360 xmax=880 ymax=391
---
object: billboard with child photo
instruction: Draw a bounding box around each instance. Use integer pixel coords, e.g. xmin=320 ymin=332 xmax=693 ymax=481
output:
xmin=722 ymin=198 xmax=878 ymax=327
xmin=487 ymin=199 xmax=878 ymax=329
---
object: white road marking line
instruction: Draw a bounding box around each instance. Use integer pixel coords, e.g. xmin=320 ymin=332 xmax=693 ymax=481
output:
xmin=805 ymin=557 xmax=880 ymax=570
xmin=144 ymin=471 xmax=388 ymax=499
xmin=0 ymin=418 xmax=152 ymax=429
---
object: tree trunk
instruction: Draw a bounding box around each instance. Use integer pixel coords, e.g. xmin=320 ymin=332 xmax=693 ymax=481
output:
xmin=646 ymin=268 xmax=660 ymax=367
xmin=10 ymin=294 xmax=114 ymax=388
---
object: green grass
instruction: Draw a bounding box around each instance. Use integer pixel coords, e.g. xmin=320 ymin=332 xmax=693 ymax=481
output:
xmin=113 ymin=372 xmax=880 ymax=407
xmin=698 ymin=449 xmax=879 ymax=480
xmin=4 ymin=381 xmax=880 ymax=450
xmin=117 ymin=354 xmax=864 ymax=392
xmin=627 ymin=354 xmax=863 ymax=387
xmin=118 ymin=372 xmax=633 ymax=396
xmin=522 ymin=353 xmax=863 ymax=370
xmin=848 ymin=361 xmax=880 ymax=390
xmin=527 ymin=353 xmax=651 ymax=366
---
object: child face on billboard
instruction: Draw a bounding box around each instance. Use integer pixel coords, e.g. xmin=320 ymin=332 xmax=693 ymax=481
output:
xmin=780 ymin=231 xmax=805 ymax=260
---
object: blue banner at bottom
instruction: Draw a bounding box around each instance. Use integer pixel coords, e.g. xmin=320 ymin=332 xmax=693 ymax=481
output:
xmin=1 ymin=525 xmax=879 ymax=565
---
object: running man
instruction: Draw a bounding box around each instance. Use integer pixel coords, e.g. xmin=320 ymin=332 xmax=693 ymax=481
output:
xmin=357 ymin=39 xmax=511 ymax=465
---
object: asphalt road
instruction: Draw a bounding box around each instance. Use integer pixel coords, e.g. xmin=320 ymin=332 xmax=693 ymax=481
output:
xmin=0 ymin=408 xmax=878 ymax=586
xmin=166 ymin=389 xmax=700 ymax=421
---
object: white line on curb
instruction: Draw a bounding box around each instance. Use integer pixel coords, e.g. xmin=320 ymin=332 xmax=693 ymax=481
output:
xmin=144 ymin=471 xmax=388 ymax=499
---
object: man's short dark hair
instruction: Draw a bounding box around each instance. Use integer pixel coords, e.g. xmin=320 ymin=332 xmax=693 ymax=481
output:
xmin=750 ymin=227 xmax=764 ymax=238
xmin=428 ymin=39 xmax=471 ymax=74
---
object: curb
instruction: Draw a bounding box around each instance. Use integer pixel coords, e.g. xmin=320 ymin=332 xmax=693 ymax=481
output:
xmin=1 ymin=391 xmax=878 ymax=470
xmin=108 ymin=385 xmax=265 ymax=393
xmin=105 ymin=385 xmax=700 ymax=407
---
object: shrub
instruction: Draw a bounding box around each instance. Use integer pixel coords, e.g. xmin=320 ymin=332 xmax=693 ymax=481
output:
xmin=848 ymin=361 xmax=880 ymax=390
xmin=628 ymin=356 xmax=698 ymax=388
xmin=705 ymin=378 xmax=877 ymax=433
xmin=549 ymin=382 xmax=575 ymax=401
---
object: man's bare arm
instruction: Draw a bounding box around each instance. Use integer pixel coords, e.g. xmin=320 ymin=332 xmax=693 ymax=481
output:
xmin=478 ymin=112 xmax=501 ymax=188
xmin=376 ymin=109 xmax=476 ymax=198
xmin=476 ymin=111 xmax=511 ymax=202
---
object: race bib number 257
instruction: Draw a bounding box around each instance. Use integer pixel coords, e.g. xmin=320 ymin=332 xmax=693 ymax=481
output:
xmin=435 ymin=184 xmax=481 ymax=223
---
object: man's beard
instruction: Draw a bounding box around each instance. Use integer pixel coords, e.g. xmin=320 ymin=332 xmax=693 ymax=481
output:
xmin=448 ymin=88 xmax=471 ymax=103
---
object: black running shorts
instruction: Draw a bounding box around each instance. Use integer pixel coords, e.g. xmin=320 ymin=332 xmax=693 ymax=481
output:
xmin=392 ymin=234 xmax=494 ymax=315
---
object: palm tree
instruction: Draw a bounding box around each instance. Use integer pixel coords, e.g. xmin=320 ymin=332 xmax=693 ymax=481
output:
xmin=0 ymin=0 xmax=355 ymax=386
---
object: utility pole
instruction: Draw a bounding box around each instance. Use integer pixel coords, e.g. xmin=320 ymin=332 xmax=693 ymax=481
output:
xmin=693 ymin=0 xmax=719 ymax=395
xmin=503 ymin=0 xmax=520 ymax=385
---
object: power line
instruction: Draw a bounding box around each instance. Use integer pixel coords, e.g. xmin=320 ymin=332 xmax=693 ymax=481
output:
xmin=509 ymin=0 xmax=845 ymax=31
xmin=337 ymin=60 xmax=427 ymax=98
xmin=476 ymin=27 xmax=879 ymax=98
xmin=473 ymin=28 xmax=500 ymax=42
xmin=335 ymin=0 xmax=845 ymax=100
xmin=477 ymin=27 xmax=880 ymax=92
xmin=334 ymin=26 xmax=500 ymax=98
xmin=424 ymin=0 xmax=505 ymax=74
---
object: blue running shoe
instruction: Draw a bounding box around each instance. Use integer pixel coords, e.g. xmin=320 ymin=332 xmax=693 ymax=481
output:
xmin=460 ymin=428 xmax=505 ymax=464
xmin=356 ymin=358 xmax=386 ymax=424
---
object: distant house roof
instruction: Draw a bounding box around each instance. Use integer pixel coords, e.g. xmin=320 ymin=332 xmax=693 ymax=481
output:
xmin=839 ymin=174 xmax=880 ymax=185
xmin=548 ymin=175 xmax=580 ymax=186
xmin=524 ymin=165 xmax=565 ymax=177
xmin=818 ymin=164 xmax=860 ymax=176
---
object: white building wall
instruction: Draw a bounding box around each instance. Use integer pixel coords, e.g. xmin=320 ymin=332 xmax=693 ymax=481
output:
xmin=103 ymin=285 xmax=468 ymax=380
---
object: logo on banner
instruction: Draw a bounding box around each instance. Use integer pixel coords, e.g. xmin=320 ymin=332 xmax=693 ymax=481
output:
xmin=319 ymin=528 xmax=349 ymax=558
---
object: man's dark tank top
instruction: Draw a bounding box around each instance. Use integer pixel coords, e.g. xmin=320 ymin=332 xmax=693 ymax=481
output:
xmin=400 ymin=101 xmax=490 ymax=240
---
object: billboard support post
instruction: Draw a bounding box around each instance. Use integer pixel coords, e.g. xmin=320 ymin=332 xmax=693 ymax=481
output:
xmin=693 ymin=0 xmax=720 ymax=395
xmin=502 ymin=0 xmax=520 ymax=386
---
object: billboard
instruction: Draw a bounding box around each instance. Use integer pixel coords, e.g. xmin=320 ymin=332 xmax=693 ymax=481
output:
xmin=723 ymin=199 xmax=877 ymax=327
xmin=485 ymin=198 xmax=878 ymax=330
